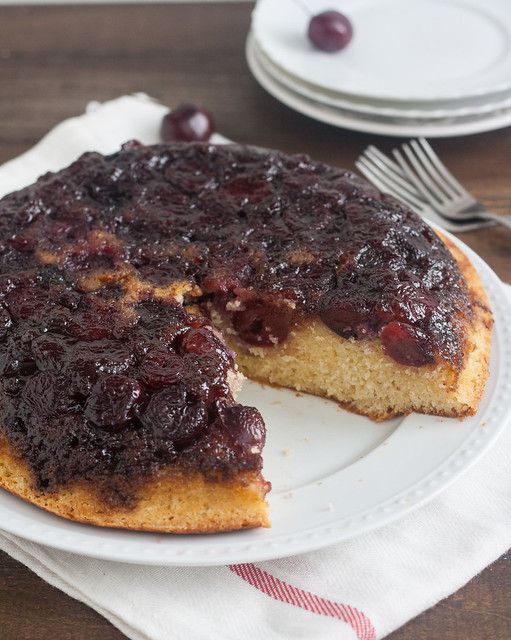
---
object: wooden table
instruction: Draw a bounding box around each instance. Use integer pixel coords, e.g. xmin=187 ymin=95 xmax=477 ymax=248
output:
xmin=0 ymin=3 xmax=509 ymax=639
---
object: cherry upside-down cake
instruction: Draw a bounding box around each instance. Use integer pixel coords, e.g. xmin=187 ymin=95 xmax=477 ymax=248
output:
xmin=0 ymin=142 xmax=492 ymax=532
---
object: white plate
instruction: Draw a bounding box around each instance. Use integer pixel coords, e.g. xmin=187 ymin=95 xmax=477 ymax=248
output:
xmin=0 ymin=228 xmax=510 ymax=566
xmin=252 ymin=0 xmax=511 ymax=102
xmin=253 ymin=39 xmax=511 ymax=120
xmin=247 ymin=34 xmax=511 ymax=138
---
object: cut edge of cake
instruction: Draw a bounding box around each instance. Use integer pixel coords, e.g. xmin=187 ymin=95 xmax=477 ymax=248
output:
xmin=212 ymin=233 xmax=493 ymax=422
xmin=0 ymin=348 xmax=271 ymax=534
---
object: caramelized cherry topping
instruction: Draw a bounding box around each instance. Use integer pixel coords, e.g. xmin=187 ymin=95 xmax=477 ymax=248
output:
xmin=0 ymin=142 xmax=470 ymax=496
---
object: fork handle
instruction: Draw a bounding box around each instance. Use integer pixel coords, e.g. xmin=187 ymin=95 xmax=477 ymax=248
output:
xmin=477 ymin=211 xmax=511 ymax=229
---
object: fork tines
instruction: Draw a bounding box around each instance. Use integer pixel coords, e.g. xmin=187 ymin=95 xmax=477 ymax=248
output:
xmin=392 ymin=138 xmax=470 ymax=207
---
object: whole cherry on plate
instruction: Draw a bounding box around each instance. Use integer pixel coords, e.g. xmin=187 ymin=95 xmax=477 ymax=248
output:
xmin=160 ymin=104 xmax=215 ymax=142
xmin=308 ymin=10 xmax=353 ymax=52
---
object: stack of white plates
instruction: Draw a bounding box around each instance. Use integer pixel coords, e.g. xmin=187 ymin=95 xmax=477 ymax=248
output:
xmin=248 ymin=0 xmax=511 ymax=137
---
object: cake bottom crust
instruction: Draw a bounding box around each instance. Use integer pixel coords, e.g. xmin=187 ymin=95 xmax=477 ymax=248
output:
xmin=0 ymin=438 xmax=270 ymax=533
xmin=219 ymin=235 xmax=492 ymax=421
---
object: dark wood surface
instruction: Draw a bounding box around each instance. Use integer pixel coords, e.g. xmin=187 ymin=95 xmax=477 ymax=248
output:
xmin=0 ymin=4 xmax=509 ymax=639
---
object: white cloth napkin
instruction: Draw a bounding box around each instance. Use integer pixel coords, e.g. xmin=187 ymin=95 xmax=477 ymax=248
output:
xmin=0 ymin=95 xmax=510 ymax=640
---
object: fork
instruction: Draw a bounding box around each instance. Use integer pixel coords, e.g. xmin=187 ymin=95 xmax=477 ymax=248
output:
xmin=356 ymin=140 xmax=511 ymax=231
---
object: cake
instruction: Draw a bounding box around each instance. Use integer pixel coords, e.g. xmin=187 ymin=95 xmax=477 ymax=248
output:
xmin=0 ymin=142 xmax=492 ymax=532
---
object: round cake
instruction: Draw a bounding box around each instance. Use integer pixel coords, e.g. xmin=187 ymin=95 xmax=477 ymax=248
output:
xmin=0 ymin=142 xmax=492 ymax=532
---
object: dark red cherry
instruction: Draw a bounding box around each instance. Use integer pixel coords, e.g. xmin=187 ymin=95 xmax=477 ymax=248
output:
xmin=32 ymin=334 xmax=69 ymax=372
xmin=142 ymin=387 xmax=207 ymax=449
xmin=20 ymin=372 xmax=70 ymax=418
xmin=69 ymin=341 xmax=134 ymax=395
xmin=308 ymin=11 xmax=353 ymax=52
xmin=231 ymin=299 xmax=293 ymax=346
xmin=179 ymin=327 xmax=232 ymax=365
xmin=160 ymin=104 xmax=215 ymax=143
xmin=139 ymin=348 xmax=184 ymax=389
xmin=84 ymin=375 xmax=142 ymax=430
xmin=380 ymin=322 xmax=434 ymax=367
xmin=214 ymin=399 xmax=266 ymax=451
xmin=319 ymin=291 xmax=374 ymax=339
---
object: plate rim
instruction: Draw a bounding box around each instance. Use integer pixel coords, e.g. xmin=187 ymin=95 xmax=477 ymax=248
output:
xmin=252 ymin=37 xmax=511 ymax=120
xmin=0 ymin=226 xmax=509 ymax=566
xmin=246 ymin=34 xmax=511 ymax=138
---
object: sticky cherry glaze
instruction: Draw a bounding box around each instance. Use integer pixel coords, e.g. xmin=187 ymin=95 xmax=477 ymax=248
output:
xmin=0 ymin=142 xmax=470 ymax=496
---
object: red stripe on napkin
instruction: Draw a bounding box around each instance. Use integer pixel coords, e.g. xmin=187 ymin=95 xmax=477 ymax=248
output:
xmin=228 ymin=563 xmax=376 ymax=640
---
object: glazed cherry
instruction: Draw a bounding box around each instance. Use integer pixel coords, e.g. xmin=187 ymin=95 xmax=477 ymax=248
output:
xmin=180 ymin=327 xmax=233 ymax=366
xmin=70 ymin=341 xmax=134 ymax=395
xmin=139 ymin=348 xmax=184 ymax=389
xmin=215 ymin=399 xmax=265 ymax=450
xmin=231 ymin=300 xmax=293 ymax=346
xmin=142 ymin=387 xmax=207 ymax=449
xmin=84 ymin=374 xmax=142 ymax=430
xmin=20 ymin=372 xmax=69 ymax=418
xmin=160 ymin=104 xmax=215 ymax=143
xmin=319 ymin=291 xmax=374 ymax=339
xmin=308 ymin=10 xmax=353 ymax=52
xmin=380 ymin=322 xmax=434 ymax=367
xmin=32 ymin=334 xmax=69 ymax=372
